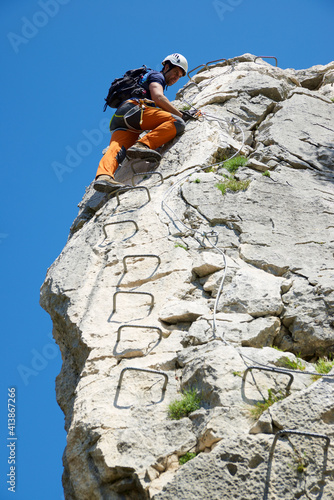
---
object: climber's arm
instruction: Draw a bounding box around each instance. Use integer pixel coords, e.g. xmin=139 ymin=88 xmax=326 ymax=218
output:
xmin=149 ymin=82 xmax=183 ymax=118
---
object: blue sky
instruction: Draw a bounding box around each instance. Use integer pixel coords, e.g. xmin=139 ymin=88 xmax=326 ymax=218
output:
xmin=1 ymin=1 xmax=333 ymax=498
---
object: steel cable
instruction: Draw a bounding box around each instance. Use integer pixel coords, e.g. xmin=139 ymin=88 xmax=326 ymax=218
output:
xmin=161 ymin=64 xmax=334 ymax=379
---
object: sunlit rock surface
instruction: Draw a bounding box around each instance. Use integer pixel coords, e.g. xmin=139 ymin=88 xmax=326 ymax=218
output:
xmin=41 ymin=54 xmax=334 ymax=500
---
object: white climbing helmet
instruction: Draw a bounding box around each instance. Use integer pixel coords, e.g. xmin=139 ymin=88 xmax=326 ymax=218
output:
xmin=162 ymin=53 xmax=188 ymax=76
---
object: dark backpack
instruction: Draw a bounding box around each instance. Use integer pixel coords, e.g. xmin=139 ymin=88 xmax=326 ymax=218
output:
xmin=103 ymin=65 xmax=152 ymax=111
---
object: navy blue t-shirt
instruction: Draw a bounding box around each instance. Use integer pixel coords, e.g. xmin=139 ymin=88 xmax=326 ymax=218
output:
xmin=141 ymin=70 xmax=166 ymax=100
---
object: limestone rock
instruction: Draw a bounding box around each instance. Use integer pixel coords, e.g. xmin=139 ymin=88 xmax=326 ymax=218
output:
xmin=255 ymin=92 xmax=334 ymax=172
xmin=191 ymin=250 xmax=225 ymax=277
xmin=40 ymin=54 xmax=334 ymax=499
xmin=159 ymin=300 xmax=210 ymax=324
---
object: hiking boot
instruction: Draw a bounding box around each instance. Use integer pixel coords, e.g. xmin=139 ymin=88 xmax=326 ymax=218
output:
xmin=126 ymin=142 xmax=162 ymax=161
xmin=93 ymin=175 xmax=125 ymax=193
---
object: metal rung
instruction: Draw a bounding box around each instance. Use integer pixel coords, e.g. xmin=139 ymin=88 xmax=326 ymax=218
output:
xmin=122 ymin=254 xmax=161 ymax=273
xmin=112 ymin=291 xmax=154 ymax=314
xmin=187 ymin=64 xmax=207 ymax=79
xmin=103 ymin=220 xmax=139 ymax=240
xmin=254 ymin=56 xmax=278 ymax=67
xmin=270 ymin=430 xmax=330 ymax=459
xmin=130 ymin=158 xmax=159 ymax=173
xmin=130 ymin=157 xmax=163 ymax=186
xmin=264 ymin=429 xmax=330 ymax=498
xmin=115 ymin=186 xmax=151 ymax=206
xmin=117 ymin=367 xmax=169 ymax=392
xmin=117 ymin=325 xmax=162 ymax=343
xmin=131 ymin=172 xmax=164 ymax=187
xmin=242 ymin=366 xmax=294 ymax=394
xmin=187 ymin=58 xmax=228 ymax=79
xmin=185 ymin=81 xmax=201 ymax=91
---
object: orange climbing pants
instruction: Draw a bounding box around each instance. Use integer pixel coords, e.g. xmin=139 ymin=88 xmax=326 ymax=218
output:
xmin=95 ymin=100 xmax=185 ymax=179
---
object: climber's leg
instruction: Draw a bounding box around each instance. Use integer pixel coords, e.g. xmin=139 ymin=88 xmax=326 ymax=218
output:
xmin=126 ymin=106 xmax=185 ymax=159
xmin=94 ymin=130 xmax=139 ymax=192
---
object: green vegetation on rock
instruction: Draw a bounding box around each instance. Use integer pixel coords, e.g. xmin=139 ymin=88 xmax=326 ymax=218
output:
xmin=168 ymin=388 xmax=201 ymax=420
xmin=179 ymin=452 xmax=197 ymax=465
xmin=249 ymin=388 xmax=286 ymax=420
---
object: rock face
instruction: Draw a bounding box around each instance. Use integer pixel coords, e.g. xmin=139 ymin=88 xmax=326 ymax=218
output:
xmin=40 ymin=54 xmax=334 ymax=499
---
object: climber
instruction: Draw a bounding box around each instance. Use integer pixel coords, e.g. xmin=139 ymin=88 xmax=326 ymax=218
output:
xmin=94 ymin=53 xmax=196 ymax=193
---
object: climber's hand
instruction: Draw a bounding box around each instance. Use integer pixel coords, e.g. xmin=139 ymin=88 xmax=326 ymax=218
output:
xmin=182 ymin=109 xmax=199 ymax=122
